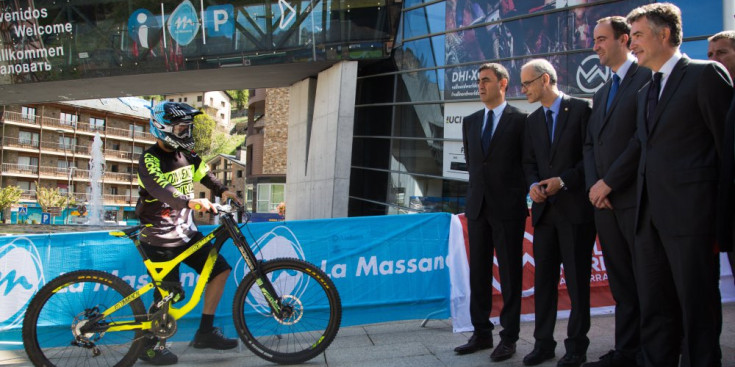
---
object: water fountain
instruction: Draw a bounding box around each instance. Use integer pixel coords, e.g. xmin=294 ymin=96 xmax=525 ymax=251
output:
xmin=87 ymin=133 xmax=105 ymax=225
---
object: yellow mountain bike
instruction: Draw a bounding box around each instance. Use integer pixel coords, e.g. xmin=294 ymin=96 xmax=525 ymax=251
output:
xmin=21 ymin=202 xmax=342 ymax=366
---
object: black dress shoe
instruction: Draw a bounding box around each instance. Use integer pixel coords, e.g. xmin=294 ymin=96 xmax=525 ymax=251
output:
xmin=454 ymin=334 xmax=493 ymax=355
xmin=490 ymin=340 xmax=516 ymax=362
xmin=523 ymin=348 xmax=555 ymax=366
xmin=557 ymin=352 xmax=586 ymax=367
xmin=582 ymin=350 xmax=637 ymax=367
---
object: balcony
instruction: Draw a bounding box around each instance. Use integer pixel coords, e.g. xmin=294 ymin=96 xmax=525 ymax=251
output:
xmin=104 ymin=194 xmax=139 ymax=205
xmin=105 ymin=148 xmax=133 ymax=161
xmin=3 ymin=136 xmax=40 ymax=150
xmin=2 ymin=111 xmax=40 ymax=127
xmin=107 ymin=126 xmax=133 ymax=139
xmin=2 ymin=162 xmax=39 ymax=175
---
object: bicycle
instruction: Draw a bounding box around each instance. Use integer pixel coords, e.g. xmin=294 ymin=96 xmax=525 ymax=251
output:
xmin=22 ymin=202 xmax=342 ymax=367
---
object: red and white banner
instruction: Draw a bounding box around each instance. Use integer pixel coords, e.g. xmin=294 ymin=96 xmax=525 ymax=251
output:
xmin=448 ymin=214 xmax=735 ymax=332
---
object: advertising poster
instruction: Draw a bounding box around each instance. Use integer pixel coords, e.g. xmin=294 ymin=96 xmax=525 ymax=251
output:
xmin=444 ymin=0 xmax=648 ymax=100
xmin=442 ymin=102 xmax=479 ymax=180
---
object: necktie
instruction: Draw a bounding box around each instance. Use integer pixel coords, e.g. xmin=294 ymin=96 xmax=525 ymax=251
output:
xmin=606 ymin=73 xmax=620 ymax=113
xmin=545 ymin=109 xmax=554 ymax=142
xmin=646 ymin=72 xmax=663 ymax=130
xmin=481 ymin=110 xmax=494 ymax=153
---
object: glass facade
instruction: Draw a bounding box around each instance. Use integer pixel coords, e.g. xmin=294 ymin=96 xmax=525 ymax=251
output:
xmin=349 ymin=0 xmax=723 ymax=216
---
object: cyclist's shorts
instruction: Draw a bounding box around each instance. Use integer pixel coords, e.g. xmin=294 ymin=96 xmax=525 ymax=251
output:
xmin=141 ymin=232 xmax=232 ymax=283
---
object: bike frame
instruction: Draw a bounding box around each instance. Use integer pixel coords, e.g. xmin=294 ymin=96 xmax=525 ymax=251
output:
xmin=92 ymin=212 xmax=282 ymax=334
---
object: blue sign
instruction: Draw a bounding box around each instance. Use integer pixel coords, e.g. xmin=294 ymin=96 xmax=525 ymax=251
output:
xmin=205 ymin=4 xmax=234 ymax=38
xmin=0 ymin=213 xmax=452 ymax=348
xmin=17 ymin=207 xmax=26 ymax=216
xmin=40 ymin=213 xmax=50 ymax=225
xmin=168 ymin=0 xmax=200 ymax=46
xmin=127 ymin=9 xmax=159 ymax=49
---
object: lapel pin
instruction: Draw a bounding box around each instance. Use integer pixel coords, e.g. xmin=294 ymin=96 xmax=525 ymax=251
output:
xmin=564 ymin=107 xmax=568 ymax=111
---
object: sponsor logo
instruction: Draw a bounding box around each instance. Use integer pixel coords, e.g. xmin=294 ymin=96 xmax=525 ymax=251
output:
xmin=576 ymin=54 xmax=609 ymax=94
xmin=0 ymin=238 xmax=45 ymax=330
xmin=233 ymin=226 xmax=306 ymax=316
xmin=167 ymin=0 xmax=199 ymax=46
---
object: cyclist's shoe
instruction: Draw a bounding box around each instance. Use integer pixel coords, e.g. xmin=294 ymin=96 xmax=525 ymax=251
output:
xmin=139 ymin=342 xmax=178 ymax=365
xmin=191 ymin=327 xmax=238 ymax=350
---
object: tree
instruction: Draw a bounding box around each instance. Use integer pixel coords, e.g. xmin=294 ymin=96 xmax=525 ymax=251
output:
xmin=35 ymin=184 xmax=68 ymax=213
xmin=0 ymin=186 xmax=22 ymax=221
xmin=227 ymin=90 xmax=249 ymax=110
xmin=193 ymin=113 xmax=216 ymax=155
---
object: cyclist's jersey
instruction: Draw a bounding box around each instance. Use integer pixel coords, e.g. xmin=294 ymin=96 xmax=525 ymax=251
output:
xmin=136 ymin=143 xmax=228 ymax=247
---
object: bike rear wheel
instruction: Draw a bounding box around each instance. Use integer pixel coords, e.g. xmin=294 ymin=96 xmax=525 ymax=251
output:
xmin=233 ymin=258 xmax=342 ymax=364
xmin=22 ymin=270 xmax=146 ymax=367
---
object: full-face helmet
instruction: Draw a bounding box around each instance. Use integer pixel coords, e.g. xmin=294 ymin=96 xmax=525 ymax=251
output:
xmin=149 ymin=102 xmax=202 ymax=152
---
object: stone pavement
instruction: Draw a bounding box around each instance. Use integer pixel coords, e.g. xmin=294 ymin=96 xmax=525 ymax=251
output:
xmin=2 ymin=303 xmax=734 ymax=367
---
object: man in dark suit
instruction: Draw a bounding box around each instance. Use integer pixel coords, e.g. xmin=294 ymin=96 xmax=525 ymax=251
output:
xmin=454 ymin=62 xmax=528 ymax=363
xmin=708 ymin=31 xmax=735 ymax=283
xmin=520 ymin=59 xmax=595 ymax=367
xmin=581 ymin=16 xmax=649 ymax=367
xmin=626 ymin=3 xmax=733 ymax=366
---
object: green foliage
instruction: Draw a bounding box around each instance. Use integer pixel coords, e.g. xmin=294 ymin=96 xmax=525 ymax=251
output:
xmin=227 ymin=90 xmax=249 ymax=110
xmin=35 ymin=184 xmax=68 ymax=213
xmin=0 ymin=186 xmax=22 ymax=220
xmin=193 ymin=113 xmax=216 ymax=155
xmin=141 ymin=95 xmax=164 ymax=102
xmin=202 ymin=132 xmax=246 ymax=162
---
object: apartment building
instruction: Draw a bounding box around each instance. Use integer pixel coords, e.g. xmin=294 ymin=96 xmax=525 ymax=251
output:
xmin=0 ymin=98 xmax=153 ymax=225
xmin=163 ymin=91 xmax=232 ymax=128
xmin=194 ymin=152 xmax=247 ymax=224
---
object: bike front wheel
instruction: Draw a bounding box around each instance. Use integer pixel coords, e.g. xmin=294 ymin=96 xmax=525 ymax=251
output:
xmin=233 ymin=258 xmax=342 ymax=364
xmin=22 ymin=270 xmax=146 ymax=367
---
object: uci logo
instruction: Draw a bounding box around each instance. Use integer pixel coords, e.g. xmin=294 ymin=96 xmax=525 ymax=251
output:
xmin=0 ymin=238 xmax=45 ymax=330
xmin=576 ymin=54 xmax=609 ymax=94
xmin=232 ymin=226 xmax=306 ymax=316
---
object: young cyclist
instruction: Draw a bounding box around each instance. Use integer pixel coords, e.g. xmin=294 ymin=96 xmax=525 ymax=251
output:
xmin=136 ymin=102 xmax=241 ymax=365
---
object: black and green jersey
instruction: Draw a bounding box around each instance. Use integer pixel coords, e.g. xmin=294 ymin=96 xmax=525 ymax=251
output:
xmin=136 ymin=144 xmax=227 ymax=247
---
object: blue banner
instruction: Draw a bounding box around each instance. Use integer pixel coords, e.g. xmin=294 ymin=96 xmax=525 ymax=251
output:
xmin=0 ymin=213 xmax=451 ymax=349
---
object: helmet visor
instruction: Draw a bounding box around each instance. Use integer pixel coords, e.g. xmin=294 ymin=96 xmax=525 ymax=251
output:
xmin=171 ymin=123 xmax=192 ymax=139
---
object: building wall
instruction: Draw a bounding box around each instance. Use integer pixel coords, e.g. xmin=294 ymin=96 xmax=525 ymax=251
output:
xmin=263 ymin=88 xmax=289 ymax=175
xmin=164 ymin=91 xmax=232 ymax=128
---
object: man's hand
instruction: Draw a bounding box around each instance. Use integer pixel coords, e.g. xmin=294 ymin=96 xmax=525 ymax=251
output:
xmin=539 ymin=177 xmax=563 ymax=196
xmin=589 ymin=179 xmax=613 ymax=210
xmin=221 ymin=190 xmax=242 ymax=205
xmin=529 ymin=183 xmax=548 ymax=203
xmin=189 ymin=198 xmax=217 ymax=213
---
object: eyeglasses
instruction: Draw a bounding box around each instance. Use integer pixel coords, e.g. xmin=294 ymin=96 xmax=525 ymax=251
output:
xmin=520 ymin=74 xmax=545 ymax=89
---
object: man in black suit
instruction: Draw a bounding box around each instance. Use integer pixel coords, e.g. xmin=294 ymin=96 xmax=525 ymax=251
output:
xmin=520 ymin=59 xmax=595 ymax=367
xmin=626 ymin=3 xmax=733 ymax=366
xmin=708 ymin=31 xmax=735 ymax=283
xmin=454 ymin=62 xmax=528 ymax=363
xmin=581 ymin=16 xmax=649 ymax=367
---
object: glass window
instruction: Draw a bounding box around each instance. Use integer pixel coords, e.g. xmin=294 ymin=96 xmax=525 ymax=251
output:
xmin=17 ymin=181 xmax=36 ymax=192
xmin=21 ymin=106 xmax=36 ymax=120
xmin=89 ymin=117 xmax=105 ymax=131
xmin=356 ymin=74 xmax=395 ymax=105
xmin=256 ymin=183 xmax=285 ymax=213
xmin=393 ymin=104 xmax=444 ymax=139
xmin=60 ymin=112 xmax=78 ymax=126
xmin=354 ymin=106 xmax=394 ymax=136
xmin=133 ymin=146 xmax=144 ymax=154
xmin=349 ymin=167 xmax=389 ymax=203
xmin=403 ymin=2 xmax=445 ymax=40
xmin=18 ymin=156 xmax=39 ymax=168
xmin=246 ymin=184 xmax=254 ymax=212
xmin=57 ymin=159 xmax=68 ymax=169
xmin=197 ymin=96 xmax=203 ymax=102
xmin=18 ymin=131 xmax=39 ymax=147
xmin=390 ymin=138 xmax=443 ymax=176
xmin=352 ymin=137 xmax=391 ymax=170
xmin=58 ymin=136 xmax=76 ymax=150
xmin=395 ymin=69 xmax=443 ymax=103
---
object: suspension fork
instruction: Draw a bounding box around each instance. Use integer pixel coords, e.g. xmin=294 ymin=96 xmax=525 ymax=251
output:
xmin=221 ymin=216 xmax=283 ymax=315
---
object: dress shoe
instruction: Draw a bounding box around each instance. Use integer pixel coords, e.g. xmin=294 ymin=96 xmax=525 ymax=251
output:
xmin=523 ymin=348 xmax=555 ymax=366
xmin=490 ymin=340 xmax=516 ymax=362
xmin=557 ymin=352 xmax=586 ymax=367
xmin=454 ymin=334 xmax=493 ymax=355
xmin=582 ymin=350 xmax=638 ymax=367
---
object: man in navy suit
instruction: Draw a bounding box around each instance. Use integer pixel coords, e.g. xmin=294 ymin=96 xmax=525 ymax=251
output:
xmin=520 ymin=59 xmax=595 ymax=367
xmin=582 ymin=16 xmax=650 ymax=367
xmin=626 ymin=3 xmax=733 ymax=366
xmin=454 ymin=62 xmax=528 ymax=363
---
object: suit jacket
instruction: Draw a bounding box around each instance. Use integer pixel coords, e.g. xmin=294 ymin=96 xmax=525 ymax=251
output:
xmin=462 ymin=104 xmax=528 ymax=221
xmin=523 ymin=94 xmax=593 ymax=226
xmin=583 ymin=62 xmax=651 ymax=210
xmin=717 ymin=96 xmax=735 ymax=252
xmin=634 ymin=56 xmax=733 ymax=238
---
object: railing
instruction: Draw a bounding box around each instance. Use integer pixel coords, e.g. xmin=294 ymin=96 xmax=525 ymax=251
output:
xmin=39 ymin=165 xmax=70 ymax=178
xmin=40 ymin=115 xmax=75 ymax=130
xmin=105 ymin=149 xmax=133 ymax=160
xmin=103 ymin=194 xmax=139 ymax=205
xmin=107 ymin=126 xmax=133 ymax=139
xmin=2 ymin=162 xmax=39 ymax=175
xmin=4 ymin=136 xmax=40 ymax=149
xmin=104 ymin=171 xmax=136 ymax=182
xmin=2 ymin=110 xmax=40 ymax=126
